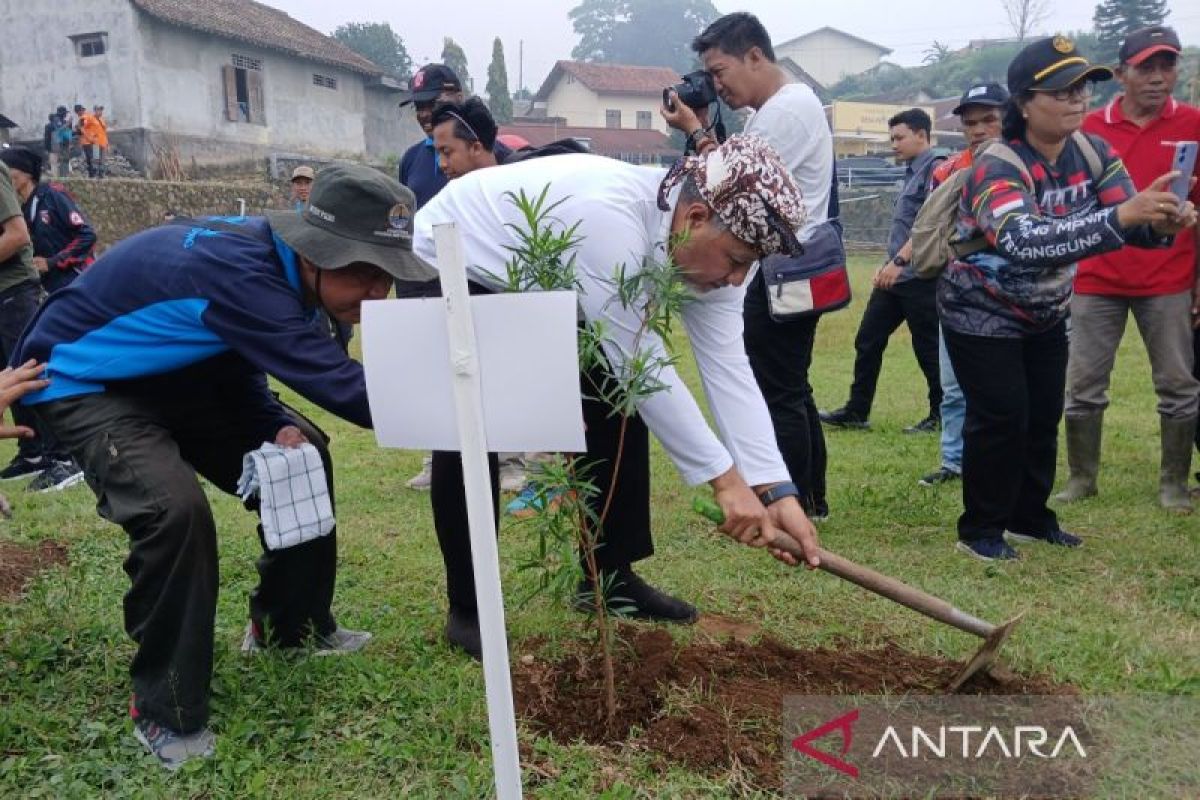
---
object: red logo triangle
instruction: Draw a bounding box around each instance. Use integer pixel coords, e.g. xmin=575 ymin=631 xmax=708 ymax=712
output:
xmin=791 ymin=708 xmax=860 ymax=778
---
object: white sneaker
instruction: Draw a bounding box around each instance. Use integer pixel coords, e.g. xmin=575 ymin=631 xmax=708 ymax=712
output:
xmin=406 ymin=454 xmax=433 ymax=490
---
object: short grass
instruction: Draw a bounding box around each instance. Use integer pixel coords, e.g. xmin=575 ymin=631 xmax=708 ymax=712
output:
xmin=1 ymin=256 xmax=1196 ymax=798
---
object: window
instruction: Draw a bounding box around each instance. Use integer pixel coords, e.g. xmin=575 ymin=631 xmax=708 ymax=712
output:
xmin=312 ymin=73 xmax=338 ymax=90
xmin=70 ymin=33 xmax=107 ymax=58
xmin=605 ymin=109 xmax=621 ymax=129
xmin=231 ymin=53 xmax=262 ymax=71
xmin=223 ymin=55 xmax=265 ymax=124
xmin=636 ymin=110 xmax=652 ymax=130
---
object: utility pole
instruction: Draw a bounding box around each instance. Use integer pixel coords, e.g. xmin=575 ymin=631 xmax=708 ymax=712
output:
xmin=519 ymin=39 xmax=524 ymax=95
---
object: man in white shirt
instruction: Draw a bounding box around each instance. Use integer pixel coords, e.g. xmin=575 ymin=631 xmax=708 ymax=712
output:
xmin=664 ymin=12 xmax=836 ymax=520
xmin=413 ymin=135 xmax=822 ymax=658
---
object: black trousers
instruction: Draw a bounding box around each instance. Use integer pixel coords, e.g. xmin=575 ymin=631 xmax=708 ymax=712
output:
xmin=430 ymin=360 xmax=653 ymax=612
xmin=743 ymin=269 xmax=828 ymax=514
xmin=34 ymin=355 xmax=339 ymax=733
xmin=846 ymin=279 xmax=942 ymax=419
xmin=0 ymin=281 xmax=68 ymax=463
xmin=944 ymin=322 xmax=1067 ymax=543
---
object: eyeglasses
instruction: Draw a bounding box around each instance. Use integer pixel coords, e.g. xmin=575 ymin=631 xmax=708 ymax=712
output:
xmin=1034 ymin=84 xmax=1093 ymax=102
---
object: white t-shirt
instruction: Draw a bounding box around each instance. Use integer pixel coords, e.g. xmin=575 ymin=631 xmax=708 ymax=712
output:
xmin=413 ymin=153 xmax=789 ymax=487
xmin=743 ymin=82 xmax=833 ymax=242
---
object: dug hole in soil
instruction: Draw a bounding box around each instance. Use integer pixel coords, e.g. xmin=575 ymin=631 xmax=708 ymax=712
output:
xmin=513 ymin=614 xmax=1073 ymax=789
xmin=0 ymin=539 xmax=68 ymax=601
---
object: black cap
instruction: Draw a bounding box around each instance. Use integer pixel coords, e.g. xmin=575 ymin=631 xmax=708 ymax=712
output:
xmin=0 ymin=147 xmax=43 ymax=183
xmin=952 ymin=82 xmax=1010 ymax=115
xmin=264 ymin=163 xmax=436 ymax=283
xmin=1007 ymin=35 xmax=1113 ymax=96
xmin=398 ymin=64 xmax=462 ymax=106
xmin=1118 ymin=26 xmax=1181 ymax=66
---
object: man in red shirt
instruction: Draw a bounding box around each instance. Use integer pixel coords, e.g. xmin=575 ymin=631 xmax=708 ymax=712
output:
xmin=1061 ymin=26 xmax=1200 ymax=513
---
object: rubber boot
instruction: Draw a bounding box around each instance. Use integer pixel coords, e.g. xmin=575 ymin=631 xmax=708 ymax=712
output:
xmin=1055 ymin=413 xmax=1102 ymax=503
xmin=1159 ymin=415 xmax=1196 ymax=514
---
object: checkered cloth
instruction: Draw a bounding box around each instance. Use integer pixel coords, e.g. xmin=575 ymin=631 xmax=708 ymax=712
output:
xmin=237 ymin=443 xmax=335 ymax=551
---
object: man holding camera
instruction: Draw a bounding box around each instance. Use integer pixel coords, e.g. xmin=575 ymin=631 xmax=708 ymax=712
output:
xmin=663 ymin=12 xmax=835 ymax=519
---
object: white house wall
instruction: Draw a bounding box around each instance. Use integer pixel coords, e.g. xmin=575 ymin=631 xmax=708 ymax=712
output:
xmin=777 ymin=31 xmax=884 ymax=89
xmin=135 ymin=17 xmax=367 ymax=156
xmin=544 ymin=77 xmax=669 ymax=134
xmin=0 ymin=0 xmax=143 ymax=140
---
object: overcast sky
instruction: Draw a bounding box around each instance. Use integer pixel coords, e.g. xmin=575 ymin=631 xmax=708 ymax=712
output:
xmin=271 ymin=0 xmax=1199 ymax=92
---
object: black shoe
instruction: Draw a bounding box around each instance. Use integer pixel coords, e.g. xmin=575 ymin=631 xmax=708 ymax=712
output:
xmin=1005 ymin=529 xmax=1083 ymax=548
xmin=903 ymin=415 xmax=940 ymax=434
xmin=26 ymin=460 xmax=85 ymax=493
xmin=818 ymin=407 xmax=870 ymax=430
xmin=573 ymin=566 xmax=699 ymax=624
xmin=918 ymin=466 xmax=960 ymax=486
xmin=0 ymin=455 xmax=44 ymax=481
xmin=445 ymin=605 xmax=482 ymax=660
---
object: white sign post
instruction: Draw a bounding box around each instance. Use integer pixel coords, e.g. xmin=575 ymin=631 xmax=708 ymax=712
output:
xmin=361 ymin=223 xmax=586 ymax=800
xmin=434 ymin=223 xmax=522 ymax=800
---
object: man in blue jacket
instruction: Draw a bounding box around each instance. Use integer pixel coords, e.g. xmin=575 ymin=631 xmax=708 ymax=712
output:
xmin=13 ymin=164 xmax=435 ymax=770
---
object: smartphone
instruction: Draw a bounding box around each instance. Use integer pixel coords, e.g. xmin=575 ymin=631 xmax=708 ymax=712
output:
xmin=662 ymin=88 xmax=676 ymax=113
xmin=1169 ymin=141 xmax=1198 ymax=202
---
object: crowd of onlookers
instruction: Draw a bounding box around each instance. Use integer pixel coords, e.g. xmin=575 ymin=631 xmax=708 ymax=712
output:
xmin=41 ymin=103 xmax=110 ymax=179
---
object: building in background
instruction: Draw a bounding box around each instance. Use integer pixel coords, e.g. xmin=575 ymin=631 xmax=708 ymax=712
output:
xmin=774 ymin=27 xmax=892 ymax=90
xmin=531 ymin=61 xmax=679 ymax=135
xmin=0 ymin=0 xmax=422 ymax=175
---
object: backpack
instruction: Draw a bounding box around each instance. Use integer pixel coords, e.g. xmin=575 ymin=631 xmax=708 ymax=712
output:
xmin=911 ymin=131 xmax=1103 ymax=279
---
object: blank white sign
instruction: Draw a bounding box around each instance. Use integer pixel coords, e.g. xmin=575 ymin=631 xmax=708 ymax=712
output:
xmin=361 ymin=291 xmax=587 ymax=453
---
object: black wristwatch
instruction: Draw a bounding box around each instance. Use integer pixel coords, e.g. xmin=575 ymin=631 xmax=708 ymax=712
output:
xmin=892 ymin=255 xmax=910 ymax=267
xmin=757 ymin=481 xmax=800 ymax=507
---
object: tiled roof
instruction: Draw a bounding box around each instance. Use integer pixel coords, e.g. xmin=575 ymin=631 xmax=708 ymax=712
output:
xmin=500 ymin=123 xmax=679 ymax=158
xmin=130 ymin=0 xmax=381 ymax=75
xmin=534 ymin=61 xmax=680 ymax=101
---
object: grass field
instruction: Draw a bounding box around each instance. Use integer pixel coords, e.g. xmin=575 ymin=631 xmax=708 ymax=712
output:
xmin=1 ymin=256 xmax=1196 ymax=798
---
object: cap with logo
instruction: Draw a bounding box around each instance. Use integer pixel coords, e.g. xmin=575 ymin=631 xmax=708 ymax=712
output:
xmin=398 ymin=63 xmax=463 ymax=106
xmin=951 ymin=82 xmax=1010 ymax=115
xmin=291 ymin=165 xmax=315 ymax=182
xmin=265 ymin=163 xmax=437 ymax=283
xmin=1007 ymin=35 xmax=1113 ymax=96
xmin=1119 ymin=26 xmax=1181 ymax=66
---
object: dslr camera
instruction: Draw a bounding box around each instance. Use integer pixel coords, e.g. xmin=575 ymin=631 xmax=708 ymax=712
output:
xmin=662 ymin=70 xmax=718 ymax=111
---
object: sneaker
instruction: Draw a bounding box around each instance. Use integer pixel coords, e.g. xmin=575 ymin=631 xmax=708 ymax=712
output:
xmin=1004 ymin=529 xmax=1083 ymax=548
xmin=0 ymin=455 xmax=43 ymax=481
xmin=498 ymin=461 xmax=526 ymax=493
xmin=956 ymin=539 xmax=1020 ymax=562
xmin=818 ymin=407 xmax=870 ymax=430
xmin=26 ymin=460 xmax=85 ymax=493
xmin=240 ymin=622 xmax=372 ymax=655
xmin=573 ymin=566 xmax=699 ymax=623
xmin=504 ymin=483 xmax=568 ymax=519
xmin=445 ymin=605 xmax=482 ymax=660
xmin=132 ymin=715 xmax=215 ymax=771
xmin=918 ymin=466 xmax=960 ymax=486
xmin=406 ymin=458 xmax=432 ymax=490
xmin=903 ymin=415 xmax=941 ymax=434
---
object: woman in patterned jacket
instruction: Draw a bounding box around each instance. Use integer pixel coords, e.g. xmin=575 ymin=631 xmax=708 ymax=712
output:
xmin=938 ymin=36 xmax=1196 ymax=560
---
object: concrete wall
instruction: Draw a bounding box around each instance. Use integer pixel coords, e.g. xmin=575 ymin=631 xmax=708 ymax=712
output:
xmin=777 ymin=31 xmax=885 ymax=89
xmin=56 ymin=177 xmax=289 ymax=250
xmin=544 ymin=78 xmax=668 ymax=134
xmin=135 ymin=17 xmax=367 ymax=160
xmin=0 ymin=0 xmax=142 ymax=140
xmin=365 ymin=88 xmax=423 ymax=163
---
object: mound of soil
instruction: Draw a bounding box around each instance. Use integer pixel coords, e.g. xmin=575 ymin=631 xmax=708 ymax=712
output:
xmin=513 ymin=618 xmax=1072 ymax=789
xmin=0 ymin=540 xmax=68 ymax=601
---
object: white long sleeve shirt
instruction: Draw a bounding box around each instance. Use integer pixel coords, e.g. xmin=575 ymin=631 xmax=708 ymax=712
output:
xmin=412 ymin=154 xmax=789 ymax=487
